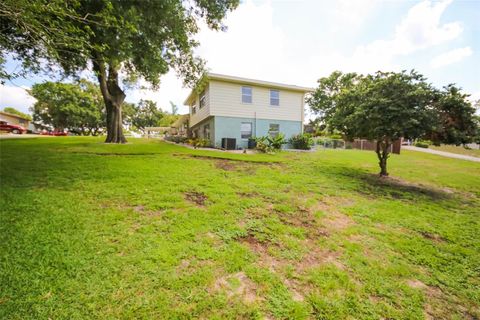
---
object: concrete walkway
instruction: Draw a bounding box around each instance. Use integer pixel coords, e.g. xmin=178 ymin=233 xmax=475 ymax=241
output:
xmin=403 ymin=146 xmax=480 ymax=162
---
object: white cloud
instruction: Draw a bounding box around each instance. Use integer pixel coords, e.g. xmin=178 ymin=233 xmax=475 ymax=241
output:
xmin=0 ymin=85 xmax=36 ymax=114
xmin=431 ymin=47 xmax=473 ymax=68
xmin=305 ymin=0 xmax=463 ymax=75
xmin=392 ymin=0 xmax=462 ymax=54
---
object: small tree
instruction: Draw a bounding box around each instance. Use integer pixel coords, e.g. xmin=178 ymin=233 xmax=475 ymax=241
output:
xmin=130 ymin=100 xmax=165 ymax=133
xmin=30 ymin=80 xmax=105 ymax=135
xmin=308 ymin=70 xmax=478 ymax=176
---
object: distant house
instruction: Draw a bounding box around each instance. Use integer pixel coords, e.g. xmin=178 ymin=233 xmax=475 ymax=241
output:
xmin=183 ymin=73 xmax=313 ymax=149
xmin=0 ymin=111 xmax=31 ymax=129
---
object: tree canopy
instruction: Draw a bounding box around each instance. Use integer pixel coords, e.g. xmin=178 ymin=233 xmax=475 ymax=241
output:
xmin=1 ymin=0 xmax=239 ymax=142
xmin=308 ymin=70 xmax=478 ymax=176
xmin=30 ymin=80 xmax=105 ymax=135
xmin=129 ymin=100 xmax=165 ymax=133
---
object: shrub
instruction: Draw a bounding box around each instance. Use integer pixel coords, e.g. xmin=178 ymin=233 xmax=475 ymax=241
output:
xmin=414 ymin=139 xmax=431 ymax=148
xmin=289 ymin=133 xmax=314 ymax=150
xmin=414 ymin=141 xmax=429 ymax=148
xmin=187 ymin=138 xmax=211 ymax=148
xmin=165 ymin=135 xmax=188 ymax=144
xmin=255 ymin=134 xmax=286 ymax=153
xmin=254 ymin=137 xmax=272 ymax=153
xmin=329 ymin=133 xmax=343 ymax=140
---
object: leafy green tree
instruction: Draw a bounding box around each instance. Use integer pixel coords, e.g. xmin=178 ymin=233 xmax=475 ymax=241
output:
xmin=308 ymin=70 xmax=479 ymax=176
xmin=30 ymin=80 xmax=105 ymax=135
xmin=1 ymin=0 xmax=239 ymax=143
xmin=2 ymin=107 xmax=32 ymax=120
xmin=130 ymin=100 xmax=165 ymax=133
xmin=428 ymin=85 xmax=478 ymax=146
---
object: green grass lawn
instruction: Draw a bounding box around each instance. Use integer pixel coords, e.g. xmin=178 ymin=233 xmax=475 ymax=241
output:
xmin=1 ymin=137 xmax=479 ymax=319
xmin=428 ymin=144 xmax=480 ymax=158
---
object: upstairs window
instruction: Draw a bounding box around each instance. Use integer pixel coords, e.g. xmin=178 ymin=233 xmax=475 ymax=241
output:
xmin=199 ymin=90 xmax=206 ymax=108
xmin=241 ymin=122 xmax=252 ymax=139
xmin=192 ymin=105 xmax=197 ymax=114
xmin=269 ymin=124 xmax=279 ymax=138
xmin=242 ymin=86 xmax=252 ymax=103
xmin=270 ymin=89 xmax=280 ymax=106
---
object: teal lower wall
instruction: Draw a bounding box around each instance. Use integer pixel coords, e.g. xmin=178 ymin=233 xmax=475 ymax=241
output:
xmin=213 ymin=116 xmax=302 ymax=149
xmin=191 ymin=117 xmax=215 ymax=146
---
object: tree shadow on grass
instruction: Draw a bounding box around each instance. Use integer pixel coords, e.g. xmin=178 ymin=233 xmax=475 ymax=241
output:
xmin=320 ymin=166 xmax=457 ymax=202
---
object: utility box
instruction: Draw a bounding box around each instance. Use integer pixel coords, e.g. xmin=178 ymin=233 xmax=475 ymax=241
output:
xmin=248 ymin=138 xmax=257 ymax=149
xmin=221 ymin=138 xmax=236 ymax=150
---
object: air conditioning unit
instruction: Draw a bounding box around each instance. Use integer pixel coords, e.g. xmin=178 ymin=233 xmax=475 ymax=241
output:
xmin=221 ymin=138 xmax=236 ymax=150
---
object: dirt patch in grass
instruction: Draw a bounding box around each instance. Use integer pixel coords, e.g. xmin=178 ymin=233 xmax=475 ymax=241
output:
xmin=213 ymin=272 xmax=259 ymax=304
xmin=404 ymin=279 xmax=476 ymax=319
xmin=237 ymin=191 xmax=261 ymax=198
xmin=174 ymin=153 xmax=279 ymax=164
xmin=419 ymin=231 xmax=446 ymax=243
xmin=240 ymin=234 xmax=343 ymax=274
xmin=214 ymin=159 xmax=258 ymax=174
xmin=284 ymin=278 xmax=305 ymax=302
xmin=184 ymin=191 xmax=208 ymax=206
xmin=308 ymin=197 xmax=356 ymax=232
xmin=322 ymin=213 xmax=355 ymax=231
xmin=133 ymin=205 xmax=145 ymax=212
xmin=297 ymin=242 xmax=345 ymax=272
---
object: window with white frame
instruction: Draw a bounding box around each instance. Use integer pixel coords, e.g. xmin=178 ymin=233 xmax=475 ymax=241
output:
xmin=242 ymin=86 xmax=252 ymax=103
xmin=241 ymin=122 xmax=252 ymax=139
xmin=269 ymin=123 xmax=279 ymax=137
xmin=270 ymin=89 xmax=280 ymax=106
xmin=199 ymin=90 xmax=206 ymax=108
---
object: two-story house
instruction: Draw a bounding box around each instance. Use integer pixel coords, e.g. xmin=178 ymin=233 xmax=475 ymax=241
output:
xmin=183 ymin=73 xmax=313 ymax=149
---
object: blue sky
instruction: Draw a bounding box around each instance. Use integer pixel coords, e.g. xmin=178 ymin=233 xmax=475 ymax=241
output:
xmin=1 ymin=0 xmax=479 ymax=115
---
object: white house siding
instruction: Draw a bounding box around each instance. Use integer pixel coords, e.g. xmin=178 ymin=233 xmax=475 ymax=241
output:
xmin=189 ymin=83 xmax=211 ymax=127
xmin=208 ymin=80 xmax=304 ymax=122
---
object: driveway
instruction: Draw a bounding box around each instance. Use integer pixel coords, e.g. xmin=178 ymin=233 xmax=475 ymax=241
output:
xmin=0 ymin=134 xmax=55 ymax=139
xmin=403 ymin=146 xmax=480 ymax=162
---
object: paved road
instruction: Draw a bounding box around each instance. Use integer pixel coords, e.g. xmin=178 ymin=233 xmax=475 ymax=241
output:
xmin=403 ymin=146 xmax=480 ymax=162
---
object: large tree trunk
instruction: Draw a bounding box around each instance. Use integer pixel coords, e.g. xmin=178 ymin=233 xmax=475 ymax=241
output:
xmin=104 ymin=100 xmax=126 ymax=143
xmin=93 ymin=56 xmax=127 ymax=143
xmin=376 ymin=139 xmax=390 ymax=177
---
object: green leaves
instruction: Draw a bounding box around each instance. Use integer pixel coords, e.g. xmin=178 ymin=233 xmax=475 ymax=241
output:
xmin=1 ymin=0 xmax=239 ymax=88
xmin=30 ymin=80 xmax=105 ymax=134
xmin=309 ymin=70 xmax=479 ymax=175
xmin=129 ymin=99 xmax=165 ymax=132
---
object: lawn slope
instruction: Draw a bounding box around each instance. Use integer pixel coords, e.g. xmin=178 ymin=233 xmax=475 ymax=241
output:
xmin=1 ymin=137 xmax=479 ymax=319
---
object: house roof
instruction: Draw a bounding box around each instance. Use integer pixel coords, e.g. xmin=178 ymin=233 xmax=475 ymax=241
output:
xmin=0 ymin=111 xmax=31 ymax=121
xmin=183 ymin=73 xmax=314 ymax=105
xmin=171 ymin=114 xmax=189 ymax=128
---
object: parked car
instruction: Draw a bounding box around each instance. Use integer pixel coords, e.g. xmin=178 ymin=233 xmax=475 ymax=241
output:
xmin=40 ymin=130 xmax=68 ymax=136
xmin=0 ymin=120 xmax=27 ymax=134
